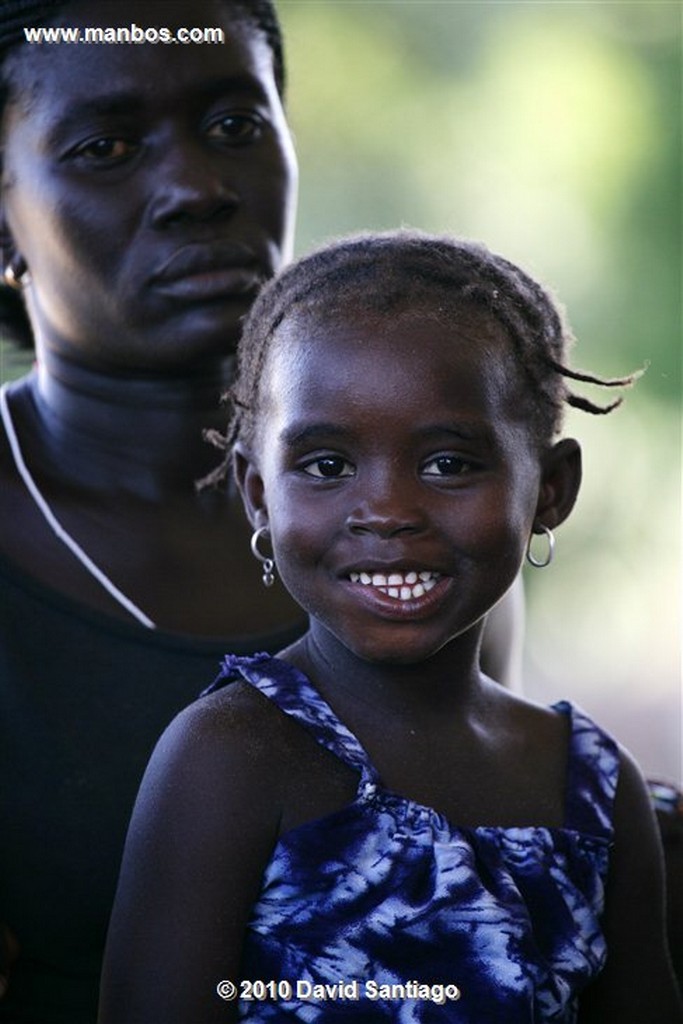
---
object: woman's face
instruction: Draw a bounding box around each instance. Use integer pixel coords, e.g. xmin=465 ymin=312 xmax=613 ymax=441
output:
xmin=0 ymin=0 xmax=298 ymax=372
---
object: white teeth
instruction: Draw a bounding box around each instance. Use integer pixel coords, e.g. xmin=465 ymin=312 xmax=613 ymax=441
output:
xmin=348 ymin=570 xmax=441 ymax=602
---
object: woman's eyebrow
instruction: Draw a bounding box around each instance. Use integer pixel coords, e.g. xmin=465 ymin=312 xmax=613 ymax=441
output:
xmin=46 ymin=74 xmax=270 ymax=138
xmin=44 ymin=92 xmax=143 ymax=148
xmin=49 ymin=91 xmax=139 ymax=125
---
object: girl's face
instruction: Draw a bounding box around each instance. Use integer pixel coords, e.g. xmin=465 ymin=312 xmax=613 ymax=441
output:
xmin=241 ymin=307 xmax=574 ymax=667
xmin=0 ymin=0 xmax=297 ymax=372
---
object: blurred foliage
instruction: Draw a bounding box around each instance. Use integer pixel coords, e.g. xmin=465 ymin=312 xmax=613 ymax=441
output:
xmin=279 ymin=0 xmax=681 ymax=779
xmin=281 ymin=0 xmax=680 ymax=401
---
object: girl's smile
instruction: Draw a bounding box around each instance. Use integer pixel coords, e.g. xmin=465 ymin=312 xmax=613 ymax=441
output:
xmin=241 ymin=308 xmax=546 ymax=665
xmin=340 ymin=569 xmax=453 ymax=621
xmin=347 ymin=568 xmax=442 ymax=601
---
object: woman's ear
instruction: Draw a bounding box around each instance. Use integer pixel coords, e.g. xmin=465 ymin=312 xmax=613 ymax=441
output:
xmin=0 ymin=201 xmax=25 ymax=283
xmin=534 ymin=438 xmax=582 ymax=530
xmin=232 ymin=443 xmax=268 ymax=531
xmin=0 ymin=206 xmax=15 ymax=273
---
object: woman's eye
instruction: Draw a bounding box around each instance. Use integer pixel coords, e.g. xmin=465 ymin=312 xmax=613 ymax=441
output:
xmin=422 ymin=455 xmax=474 ymax=477
xmin=73 ymin=137 xmax=137 ymax=163
xmin=302 ymin=456 xmax=354 ymax=479
xmin=207 ymin=113 xmax=264 ymax=145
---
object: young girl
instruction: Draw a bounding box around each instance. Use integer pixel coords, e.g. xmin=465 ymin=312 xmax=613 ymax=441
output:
xmin=99 ymin=232 xmax=680 ymax=1023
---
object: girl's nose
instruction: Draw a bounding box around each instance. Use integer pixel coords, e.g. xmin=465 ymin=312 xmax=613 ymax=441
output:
xmin=148 ymin=146 xmax=240 ymax=228
xmin=345 ymin=487 xmax=426 ymax=539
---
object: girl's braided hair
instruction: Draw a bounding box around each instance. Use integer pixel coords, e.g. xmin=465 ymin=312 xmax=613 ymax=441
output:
xmin=0 ymin=0 xmax=286 ymax=348
xmin=204 ymin=230 xmax=638 ymax=484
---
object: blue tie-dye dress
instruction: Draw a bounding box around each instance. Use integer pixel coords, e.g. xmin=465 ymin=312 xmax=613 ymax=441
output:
xmin=205 ymin=653 xmax=619 ymax=1023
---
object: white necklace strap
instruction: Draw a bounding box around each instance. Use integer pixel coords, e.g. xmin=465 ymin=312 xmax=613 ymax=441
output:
xmin=0 ymin=382 xmax=156 ymax=629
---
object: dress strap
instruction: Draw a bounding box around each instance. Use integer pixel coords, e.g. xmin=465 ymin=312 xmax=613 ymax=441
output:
xmin=554 ymin=700 xmax=620 ymax=839
xmin=203 ymin=653 xmax=380 ymax=784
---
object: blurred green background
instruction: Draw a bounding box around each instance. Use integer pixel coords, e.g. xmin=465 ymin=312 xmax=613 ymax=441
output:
xmin=280 ymin=0 xmax=681 ymax=783
xmin=0 ymin=1 xmax=679 ymax=780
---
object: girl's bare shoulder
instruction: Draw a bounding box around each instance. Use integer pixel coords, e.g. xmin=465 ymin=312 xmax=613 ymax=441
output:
xmin=155 ymin=680 xmax=306 ymax=783
xmin=151 ymin=679 xmax=358 ymax=827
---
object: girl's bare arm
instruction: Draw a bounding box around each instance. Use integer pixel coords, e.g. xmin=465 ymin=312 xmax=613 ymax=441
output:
xmin=579 ymin=748 xmax=682 ymax=1024
xmin=98 ymin=685 xmax=283 ymax=1024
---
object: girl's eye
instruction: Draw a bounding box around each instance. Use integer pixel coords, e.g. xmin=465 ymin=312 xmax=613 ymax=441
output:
xmin=422 ymin=455 xmax=474 ymax=477
xmin=207 ymin=113 xmax=264 ymax=145
xmin=302 ymin=456 xmax=355 ymax=479
xmin=72 ymin=137 xmax=138 ymax=163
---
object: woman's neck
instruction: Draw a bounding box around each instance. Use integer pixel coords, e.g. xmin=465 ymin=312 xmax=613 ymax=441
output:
xmin=21 ymin=352 xmax=235 ymax=496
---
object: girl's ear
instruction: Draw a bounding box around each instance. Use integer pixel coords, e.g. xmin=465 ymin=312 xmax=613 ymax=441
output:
xmin=232 ymin=444 xmax=268 ymax=531
xmin=534 ymin=438 xmax=582 ymax=530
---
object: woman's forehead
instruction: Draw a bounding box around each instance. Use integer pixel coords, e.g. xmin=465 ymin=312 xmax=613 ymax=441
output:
xmin=2 ymin=0 xmax=268 ymax=84
xmin=1 ymin=0 xmax=251 ymax=46
xmin=3 ymin=4 xmax=275 ymax=120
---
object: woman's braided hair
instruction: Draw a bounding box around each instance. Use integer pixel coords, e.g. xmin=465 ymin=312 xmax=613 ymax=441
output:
xmin=213 ymin=230 xmax=637 ymax=480
xmin=0 ymin=0 xmax=286 ymax=348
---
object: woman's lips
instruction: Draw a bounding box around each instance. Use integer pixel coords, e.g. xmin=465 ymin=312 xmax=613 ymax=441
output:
xmin=150 ymin=243 xmax=264 ymax=300
xmin=152 ymin=265 xmax=263 ymax=300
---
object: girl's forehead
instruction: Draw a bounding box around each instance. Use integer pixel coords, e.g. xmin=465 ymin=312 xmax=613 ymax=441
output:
xmin=253 ymin=307 xmax=540 ymax=461
xmin=263 ymin=306 xmax=525 ymax=414
xmin=271 ymin=304 xmax=515 ymax=367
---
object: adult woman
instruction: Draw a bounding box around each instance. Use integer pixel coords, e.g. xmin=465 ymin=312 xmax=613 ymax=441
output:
xmin=0 ymin=2 xmax=301 ymax=1020
xmin=0 ymin=2 xmax=525 ymax=1021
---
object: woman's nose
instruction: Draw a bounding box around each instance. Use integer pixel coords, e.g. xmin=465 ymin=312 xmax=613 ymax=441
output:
xmin=148 ymin=144 xmax=239 ymax=228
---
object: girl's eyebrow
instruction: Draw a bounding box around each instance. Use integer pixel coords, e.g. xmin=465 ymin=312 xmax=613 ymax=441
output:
xmin=280 ymin=422 xmax=491 ymax=448
xmin=413 ymin=423 xmax=490 ymax=442
xmin=280 ymin=423 xmax=356 ymax=447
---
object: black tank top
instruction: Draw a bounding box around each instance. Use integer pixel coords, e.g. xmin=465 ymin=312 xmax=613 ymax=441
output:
xmin=0 ymin=552 xmax=303 ymax=1023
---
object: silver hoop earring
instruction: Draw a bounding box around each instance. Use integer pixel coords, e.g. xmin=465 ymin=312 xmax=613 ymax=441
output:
xmin=526 ymin=524 xmax=555 ymax=568
xmin=250 ymin=526 xmax=275 ymax=587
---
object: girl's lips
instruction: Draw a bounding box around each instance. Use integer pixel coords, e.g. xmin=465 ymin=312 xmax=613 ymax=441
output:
xmin=342 ymin=572 xmax=453 ymax=620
